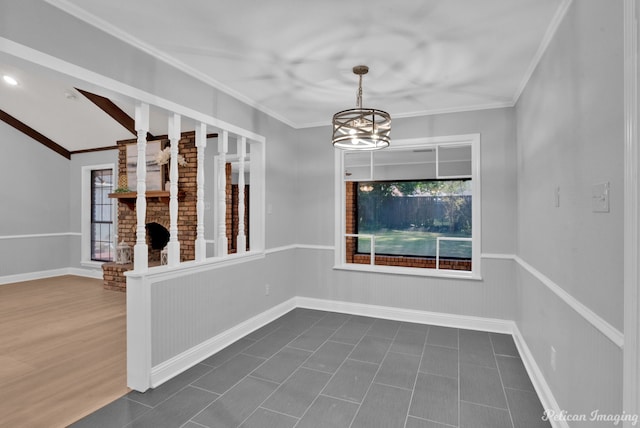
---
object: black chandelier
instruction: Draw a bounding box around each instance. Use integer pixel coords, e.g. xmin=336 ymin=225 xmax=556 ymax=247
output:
xmin=331 ymin=65 xmax=391 ymax=151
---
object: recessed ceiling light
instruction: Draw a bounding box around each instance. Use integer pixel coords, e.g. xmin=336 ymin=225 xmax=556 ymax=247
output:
xmin=3 ymin=75 xmax=18 ymax=86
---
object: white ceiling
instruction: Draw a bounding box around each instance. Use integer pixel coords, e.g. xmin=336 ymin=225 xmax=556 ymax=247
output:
xmin=1 ymin=0 xmax=568 ymax=152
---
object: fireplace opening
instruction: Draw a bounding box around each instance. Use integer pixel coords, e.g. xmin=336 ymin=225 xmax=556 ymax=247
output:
xmin=146 ymin=222 xmax=170 ymax=249
xmin=146 ymin=222 xmax=170 ymax=263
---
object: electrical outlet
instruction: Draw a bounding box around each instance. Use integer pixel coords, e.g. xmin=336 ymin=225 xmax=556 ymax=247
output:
xmin=265 ymin=284 xmax=270 ymax=296
xmin=550 ymin=346 xmax=557 ymax=371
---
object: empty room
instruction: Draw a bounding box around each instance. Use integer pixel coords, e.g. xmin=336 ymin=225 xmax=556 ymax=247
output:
xmin=1 ymin=1 xmax=638 ymax=427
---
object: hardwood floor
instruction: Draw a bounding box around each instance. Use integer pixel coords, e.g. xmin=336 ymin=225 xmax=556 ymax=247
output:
xmin=0 ymin=275 xmax=128 ymax=427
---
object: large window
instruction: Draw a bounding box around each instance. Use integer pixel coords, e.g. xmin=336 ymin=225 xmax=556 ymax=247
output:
xmin=91 ymin=169 xmax=114 ymax=261
xmin=336 ymin=135 xmax=481 ymax=278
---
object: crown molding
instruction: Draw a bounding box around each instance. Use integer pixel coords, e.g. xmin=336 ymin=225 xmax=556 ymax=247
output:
xmin=512 ymin=0 xmax=573 ymax=104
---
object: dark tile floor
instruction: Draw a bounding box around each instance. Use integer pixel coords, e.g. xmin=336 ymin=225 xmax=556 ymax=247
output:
xmin=71 ymin=308 xmax=551 ymax=428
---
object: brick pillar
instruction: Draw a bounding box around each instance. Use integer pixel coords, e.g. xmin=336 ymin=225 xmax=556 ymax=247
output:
xmin=225 ymin=162 xmax=233 ymax=253
xmin=345 ymin=182 xmax=357 ymax=263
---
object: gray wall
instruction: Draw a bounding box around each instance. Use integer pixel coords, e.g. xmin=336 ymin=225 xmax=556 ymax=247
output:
xmin=0 ymin=121 xmax=71 ymax=276
xmin=294 ymin=108 xmax=518 ymax=321
xmin=515 ymin=0 xmax=624 ymax=422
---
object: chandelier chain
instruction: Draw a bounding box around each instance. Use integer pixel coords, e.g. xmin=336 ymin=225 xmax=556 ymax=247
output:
xmin=356 ymin=74 xmax=363 ymax=109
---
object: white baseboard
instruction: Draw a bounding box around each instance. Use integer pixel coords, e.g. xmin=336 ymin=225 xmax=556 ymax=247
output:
xmin=295 ymin=296 xmax=515 ymax=334
xmin=512 ymin=324 xmax=567 ymax=428
xmin=0 ymin=267 xmax=101 ymax=285
xmin=68 ymin=267 xmax=104 ymax=279
xmin=149 ymin=297 xmax=297 ymax=388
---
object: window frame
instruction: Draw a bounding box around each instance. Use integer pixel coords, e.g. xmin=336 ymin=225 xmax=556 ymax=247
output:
xmin=90 ymin=168 xmax=115 ymax=262
xmin=81 ymin=163 xmax=116 ymax=267
xmin=334 ymin=134 xmax=482 ymax=279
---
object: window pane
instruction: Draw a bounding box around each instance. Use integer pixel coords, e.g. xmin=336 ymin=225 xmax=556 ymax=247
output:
xmin=438 ymin=239 xmax=472 ymax=259
xmin=374 ymin=149 xmax=436 ymax=180
xmin=91 ymin=168 xmax=114 ymax=262
xmin=367 ymin=230 xmax=437 ymax=257
xmin=102 ymin=205 xmax=112 ymax=222
xmin=356 ymin=179 xmax=471 ymax=259
xmin=100 ymin=188 xmax=111 ymax=205
xmin=344 ymin=152 xmax=371 ymax=180
xmin=438 ymin=145 xmax=472 ymax=177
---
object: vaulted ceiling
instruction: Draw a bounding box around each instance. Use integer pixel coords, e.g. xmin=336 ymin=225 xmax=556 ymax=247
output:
xmin=1 ymin=0 xmax=568 ymax=153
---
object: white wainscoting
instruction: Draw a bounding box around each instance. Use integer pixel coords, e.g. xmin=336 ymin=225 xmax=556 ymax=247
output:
xmin=150 ymin=297 xmax=297 ymax=387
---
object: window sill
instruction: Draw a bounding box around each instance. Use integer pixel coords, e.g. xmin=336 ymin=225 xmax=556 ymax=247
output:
xmin=333 ymin=263 xmax=482 ymax=280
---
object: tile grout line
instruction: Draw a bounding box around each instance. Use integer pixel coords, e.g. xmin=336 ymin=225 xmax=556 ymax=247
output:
xmin=460 ymin=398 xmax=516 ymax=413
xmin=187 ymin=313 xmax=321 ymax=427
xmin=179 ymin=418 xmax=209 ymax=428
xmin=347 ymin=322 xmax=401 ymax=428
xmin=291 ymin=313 xmax=361 ymax=427
xmin=124 ymin=362 xmax=217 ymax=414
xmin=123 ymin=396 xmax=154 ymax=409
xmin=256 ymin=405 xmax=301 ymax=422
xmin=402 ymin=325 xmax=429 ymax=428
xmin=294 ymin=316 xmax=378 ymax=427
xmin=374 ymin=380 xmax=414 ymax=393
xmin=198 ymin=338 xmax=257 ymax=368
xmin=212 ymin=313 xmax=325 ymax=428
xmin=407 ymin=414 xmax=459 ymax=428
xmin=490 ymin=333 xmax=516 ymax=428
xmin=232 ymin=311 xmax=348 ymax=428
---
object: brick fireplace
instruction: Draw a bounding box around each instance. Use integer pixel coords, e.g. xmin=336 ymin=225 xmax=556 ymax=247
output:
xmin=102 ymin=132 xmax=249 ymax=291
xmin=102 ymin=133 xmax=198 ymax=291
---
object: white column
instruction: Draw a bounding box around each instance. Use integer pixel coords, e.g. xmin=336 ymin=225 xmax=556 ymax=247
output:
xmin=134 ymin=103 xmax=149 ymax=272
xmin=236 ymin=137 xmax=247 ymax=253
xmin=623 ymin=0 xmax=640 ymax=421
xmin=195 ymin=122 xmax=207 ymax=261
xmin=167 ymin=113 xmax=181 ymax=266
xmin=217 ymin=131 xmax=228 ymax=256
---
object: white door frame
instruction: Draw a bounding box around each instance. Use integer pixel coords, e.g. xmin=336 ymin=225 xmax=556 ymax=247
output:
xmin=623 ymin=0 xmax=640 ymax=424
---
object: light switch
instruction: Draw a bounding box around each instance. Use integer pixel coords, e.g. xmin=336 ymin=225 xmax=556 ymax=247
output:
xmin=592 ymin=182 xmax=610 ymax=213
xmin=554 ymin=186 xmax=560 ymax=208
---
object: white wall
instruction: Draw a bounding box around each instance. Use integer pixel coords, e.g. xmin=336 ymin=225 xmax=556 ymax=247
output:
xmin=515 ymin=0 xmax=624 ymax=422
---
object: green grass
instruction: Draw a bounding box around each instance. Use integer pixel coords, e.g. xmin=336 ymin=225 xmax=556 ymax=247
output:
xmin=357 ymin=229 xmax=471 ymax=258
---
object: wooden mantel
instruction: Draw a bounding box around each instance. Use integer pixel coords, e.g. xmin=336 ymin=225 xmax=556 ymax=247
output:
xmin=108 ymin=190 xmax=185 ymax=210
